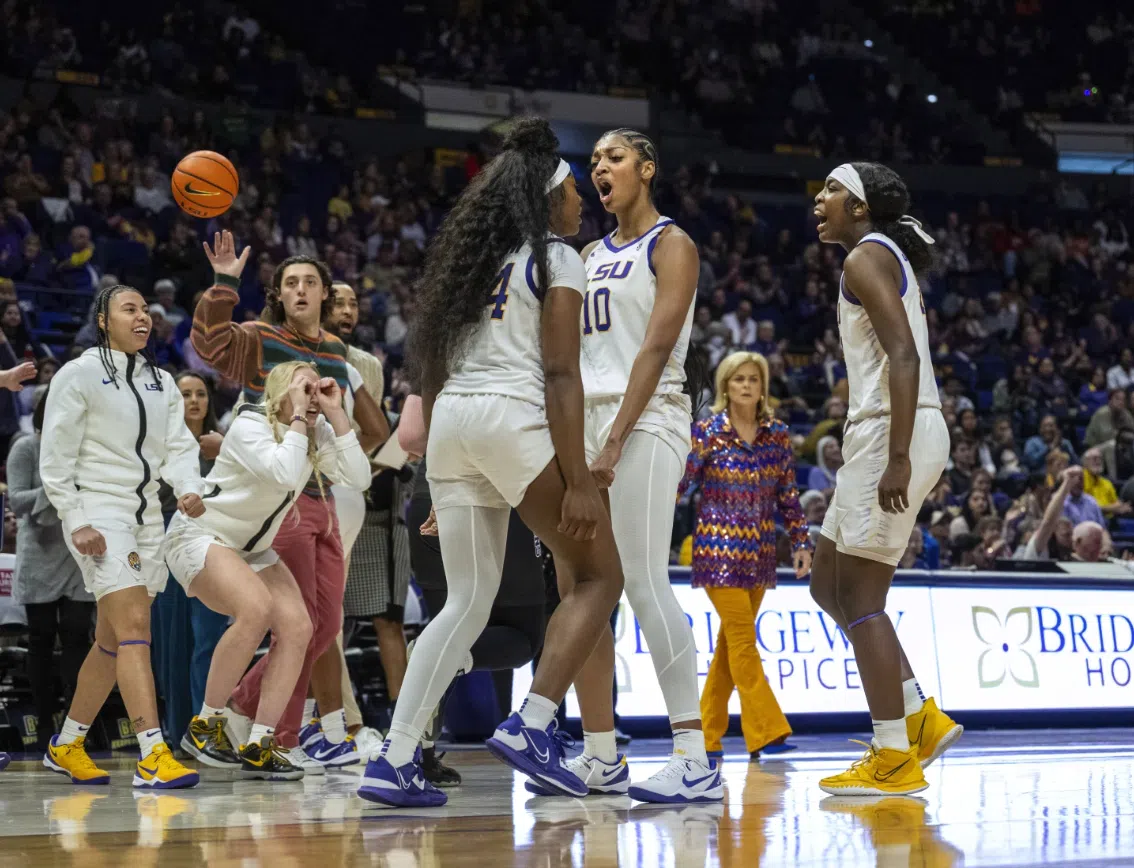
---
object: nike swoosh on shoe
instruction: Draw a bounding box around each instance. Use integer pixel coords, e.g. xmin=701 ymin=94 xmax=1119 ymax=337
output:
xmin=681 ymin=771 xmax=718 ymax=788
xmin=873 ymin=759 xmax=910 ymax=781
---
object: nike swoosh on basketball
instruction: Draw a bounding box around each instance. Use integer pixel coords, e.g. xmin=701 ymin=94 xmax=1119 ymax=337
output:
xmin=874 ymin=759 xmax=910 ymax=781
xmin=523 ymin=730 xmax=551 ymax=764
xmin=183 ymin=182 xmax=221 ymax=197
xmin=682 ymin=771 xmax=718 ymax=788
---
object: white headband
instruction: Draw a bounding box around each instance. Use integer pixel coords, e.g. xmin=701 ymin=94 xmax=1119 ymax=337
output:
xmin=826 ymin=163 xmax=935 ymax=245
xmin=546 ymin=159 xmax=571 ymax=193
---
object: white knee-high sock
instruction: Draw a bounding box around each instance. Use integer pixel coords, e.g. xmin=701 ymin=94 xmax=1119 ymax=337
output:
xmin=610 ymin=432 xmax=701 ymax=725
xmin=381 ymin=505 xmax=509 ymax=767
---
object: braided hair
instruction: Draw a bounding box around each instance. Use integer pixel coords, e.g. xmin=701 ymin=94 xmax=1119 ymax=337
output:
xmin=95 ymin=284 xmax=162 ymax=391
xmin=847 ymin=162 xmax=935 ymax=274
xmin=601 ymin=128 xmax=660 ymax=198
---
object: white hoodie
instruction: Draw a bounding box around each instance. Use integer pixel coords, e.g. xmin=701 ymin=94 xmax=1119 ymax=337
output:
xmin=40 ymin=348 xmax=204 ymax=534
xmin=185 ymin=407 xmax=371 ymax=553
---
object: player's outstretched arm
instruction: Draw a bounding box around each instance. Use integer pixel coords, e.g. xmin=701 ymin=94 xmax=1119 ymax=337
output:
xmin=192 ymin=229 xmax=258 ymax=384
xmin=844 ymin=243 xmax=919 ymax=514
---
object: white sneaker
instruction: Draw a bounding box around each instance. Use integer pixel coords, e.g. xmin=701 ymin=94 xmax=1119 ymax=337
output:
xmin=223 ymin=708 xmax=252 ymax=748
xmin=353 ymin=726 xmax=385 ymax=759
xmin=284 ymin=746 xmax=325 ymax=776
xmin=627 ymin=755 xmax=724 ymax=804
xmin=525 ymin=753 xmax=631 ymax=796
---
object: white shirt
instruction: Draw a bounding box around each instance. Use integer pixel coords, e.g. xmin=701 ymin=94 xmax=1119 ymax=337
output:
xmin=1107 ymin=365 xmax=1134 ymax=391
xmin=40 ymin=348 xmax=204 ymax=533
xmin=182 ymin=409 xmax=371 ymax=554
xmin=837 ymin=232 xmax=941 ymax=423
xmin=443 ymin=237 xmax=586 ymax=408
xmin=720 ymin=312 xmax=757 ymax=347
xmin=581 ymin=217 xmax=693 ymax=400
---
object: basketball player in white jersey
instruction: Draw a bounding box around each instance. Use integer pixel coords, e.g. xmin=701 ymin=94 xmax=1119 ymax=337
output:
xmin=811 ymin=162 xmax=962 ymax=796
xmin=532 ymin=128 xmax=723 ymax=804
xmin=357 ymin=118 xmax=625 ymax=808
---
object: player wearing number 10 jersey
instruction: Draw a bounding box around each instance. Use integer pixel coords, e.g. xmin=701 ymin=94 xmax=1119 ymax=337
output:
xmin=555 ymin=128 xmax=723 ymax=804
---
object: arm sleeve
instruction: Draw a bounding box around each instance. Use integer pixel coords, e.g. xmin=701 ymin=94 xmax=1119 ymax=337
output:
xmin=225 ymin=416 xmax=315 ymax=490
xmin=38 ymin=363 xmax=90 ymax=533
xmin=676 ymin=418 xmax=710 ymax=501
xmin=773 ymin=427 xmax=811 ymax=552
xmin=546 ymin=244 xmax=587 ymax=296
xmin=159 ymin=377 xmax=206 ymax=498
xmin=315 ymin=420 xmax=372 ymax=491
xmin=189 ymin=276 xmax=263 ymax=385
xmin=6 ymin=436 xmax=57 ymax=526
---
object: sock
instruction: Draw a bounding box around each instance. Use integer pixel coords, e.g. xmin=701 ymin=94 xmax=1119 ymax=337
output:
xmin=137 ymin=728 xmax=165 ymax=759
xmin=199 ymin=702 xmax=226 ymax=719
xmin=872 ymin=718 xmax=909 ymax=751
xmin=58 ymin=717 xmax=90 ymax=746
xmin=518 ymin=693 xmax=559 ymax=731
xmin=583 ymin=730 xmax=618 ymax=763
xmin=672 ymin=728 xmax=709 ymax=765
xmin=322 ymin=708 xmax=347 ymax=744
xmin=902 ymin=678 xmax=925 ymax=717
xmin=382 ymin=721 xmax=421 ymax=767
xmin=303 ymin=698 xmax=317 ymax=722
xmin=248 ymin=723 xmax=275 ymax=746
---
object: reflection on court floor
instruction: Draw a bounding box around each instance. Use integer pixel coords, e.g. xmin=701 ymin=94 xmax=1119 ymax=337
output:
xmin=2 ymin=730 xmax=1133 ymax=866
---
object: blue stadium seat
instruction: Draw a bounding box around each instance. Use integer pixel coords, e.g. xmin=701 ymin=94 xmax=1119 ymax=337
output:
xmin=795 ymin=463 xmax=813 ymax=487
xmin=1116 ymin=519 xmax=1134 ymax=535
xmin=977 ymin=390 xmax=993 ymax=412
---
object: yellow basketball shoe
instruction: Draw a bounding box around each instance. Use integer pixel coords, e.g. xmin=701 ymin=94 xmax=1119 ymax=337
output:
xmin=43 ymin=736 xmax=110 ymax=785
xmin=906 ymin=697 xmax=964 ymax=768
xmin=819 ymin=741 xmax=928 ymax=797
xmin=133 ymin=744 xmax=200 ymax=789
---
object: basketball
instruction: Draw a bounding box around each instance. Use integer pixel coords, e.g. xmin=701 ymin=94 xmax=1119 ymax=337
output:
xmin=171 ymin=150 xmax=239 ymax=219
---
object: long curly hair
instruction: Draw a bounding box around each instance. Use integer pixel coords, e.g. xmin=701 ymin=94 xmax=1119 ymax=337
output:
xmin=847 ymin=162 xmax=934 ymax=274
xmin=408 ymin=117 xmax=561 ymax=393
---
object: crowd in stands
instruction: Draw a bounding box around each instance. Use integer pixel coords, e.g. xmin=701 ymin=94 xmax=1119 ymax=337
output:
xmin=871 ymin=2 xmax=1134 ymax=125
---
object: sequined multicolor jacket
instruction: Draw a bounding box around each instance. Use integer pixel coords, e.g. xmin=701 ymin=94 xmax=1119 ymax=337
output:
xmin=678 ymin=411 xmax=810 ymax=589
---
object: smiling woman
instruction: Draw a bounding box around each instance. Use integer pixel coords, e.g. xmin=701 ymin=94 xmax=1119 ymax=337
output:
xmin=38 ymin=281 xmax=208 ymax=789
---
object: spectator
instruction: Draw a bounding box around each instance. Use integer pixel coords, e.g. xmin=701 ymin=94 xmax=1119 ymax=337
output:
xmin=8 ymin=390 xmax=95 ymax=752
xmin=807 ymin=435 xmax=841 ymax=496
xmin=154 ymin=279 xmax=189 ymax=328
xmin=1085 ymin=388 xmax=1134 ymax=448
xmin=948 ymin=438 xmax=979 ymax=495
xmin=1082 ymin=447 xmax=1130 ymax=518
xmin=957 ymin=408 xmax=996 ymax=474
xmin=134 ymin=164 xmax=174 ymax=215
xmin=12 ymin=233 xmax=55 ymax=285
xmin=799 ymin=395 xmax=847 ymax=462
xmin=721 ymin=299 xmax=757 ymax=347
xmin=1107 ymin=348 xmax=1134 ymax=391
xmin=0 ymin=300 xmax=44 ymax=361
xmin=1017 ymin=467 xmax=1077 ymax=561
xmin=1071 ymin=521 xmax=1107 ymax=563
xmin=899 ymin=526 xmax=928 ymax=569
xmin=751 ymin=320 xmax=783 ymax=358
xmin=799 ymin=489 xmax=827 ymax=538
xmin=1028 ymin=357 xmax=1070 ymax=413
xmin=1024 ymin=414 xmax=1077 ymax=469
xmin=4 ymin=154 xmax=50 ymax=209
xmin=1061 ymin=466 xmax=1106 ymax=527
xmin=950 ymin=488 xmax=994 ymax=540
xmin=56 ymin=224 xmax=101 ymax=292
xmin=287 ymin=215 xmax=319 ymax=258
xmin=1079 ymin=365 xmax=1111 ymax=417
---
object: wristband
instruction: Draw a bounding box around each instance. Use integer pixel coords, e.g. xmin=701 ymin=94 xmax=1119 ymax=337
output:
xmin=291 ymin=414 xmax=307 ymax=425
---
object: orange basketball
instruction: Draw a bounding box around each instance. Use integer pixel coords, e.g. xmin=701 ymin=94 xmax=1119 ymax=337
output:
xmin=171 ymin=150 xmax=239 ymax=219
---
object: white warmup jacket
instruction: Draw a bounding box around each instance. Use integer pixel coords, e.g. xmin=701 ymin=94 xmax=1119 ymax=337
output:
xmin=40 ymin=348 xmax=204 ymax=534
xmin=186 ymin=407 xmax=371 ymax=554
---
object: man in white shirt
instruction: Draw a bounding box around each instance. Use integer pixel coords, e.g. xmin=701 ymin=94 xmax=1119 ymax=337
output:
xmin=721 ymin=298 xmax=757 ymax=347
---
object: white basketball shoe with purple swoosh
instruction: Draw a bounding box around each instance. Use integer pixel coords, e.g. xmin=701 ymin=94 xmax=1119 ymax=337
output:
xmin=525 ymin=753 xmax=631 ymax=796
xmin=627 ymin=755 xmax=724 ymax=804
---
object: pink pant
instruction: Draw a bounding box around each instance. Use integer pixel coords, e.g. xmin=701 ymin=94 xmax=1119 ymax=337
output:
xmin=231 ymin=493 xmax=344 ymax=747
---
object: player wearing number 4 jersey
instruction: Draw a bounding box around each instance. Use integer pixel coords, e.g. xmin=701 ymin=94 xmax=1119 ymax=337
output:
xmin=358 ymin=117 xmax=625 ymax=808
xmin=534 ymin=128 xmax=723 ymax=805
xmin=810 ymin=163 xmax=962 ymax=797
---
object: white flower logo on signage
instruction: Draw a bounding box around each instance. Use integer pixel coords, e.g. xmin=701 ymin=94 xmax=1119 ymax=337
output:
xmin=971 ymin=606 xmax=1039 ymax=688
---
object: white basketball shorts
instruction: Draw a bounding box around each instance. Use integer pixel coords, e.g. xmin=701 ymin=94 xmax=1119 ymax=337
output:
xmin=65 ymin=520 xmax=168 ymax=602
xmin=820 ymin=408 xmax=949 ymax=566
xmin=427 ymin=393 xmax=555 ymax=510
xmin=164 ymin=512 xmax=280 ymax=591
xmin=583 ymin=392 xmax=692 ymax=466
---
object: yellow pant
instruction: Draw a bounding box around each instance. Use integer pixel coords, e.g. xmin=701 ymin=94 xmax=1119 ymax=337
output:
xmin=700 ymin=586 xmax=792 ymax=754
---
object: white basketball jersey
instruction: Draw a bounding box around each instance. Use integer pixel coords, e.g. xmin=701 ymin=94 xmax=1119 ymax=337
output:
xmin=581 ymin=217 xmax=693 ymax=400
xmin=442 ymin=236 xmax=586 ymax=407
xmin=838 ymin=232 xmax=941 ymax=423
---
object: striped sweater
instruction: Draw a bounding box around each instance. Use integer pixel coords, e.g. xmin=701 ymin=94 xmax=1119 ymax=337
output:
xmin=677 ymin=411 xmax=810 ymax=589
xmin=190 ymin=274 xmax=351 ymax=402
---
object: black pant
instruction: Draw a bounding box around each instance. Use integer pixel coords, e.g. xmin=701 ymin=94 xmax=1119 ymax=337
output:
xmin=24 ymin=598 xmax=95 ymax=750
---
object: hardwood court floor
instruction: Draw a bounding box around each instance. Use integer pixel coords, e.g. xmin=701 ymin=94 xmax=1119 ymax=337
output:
xmin=2 ymin=729 xmax=1134 ymax=867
